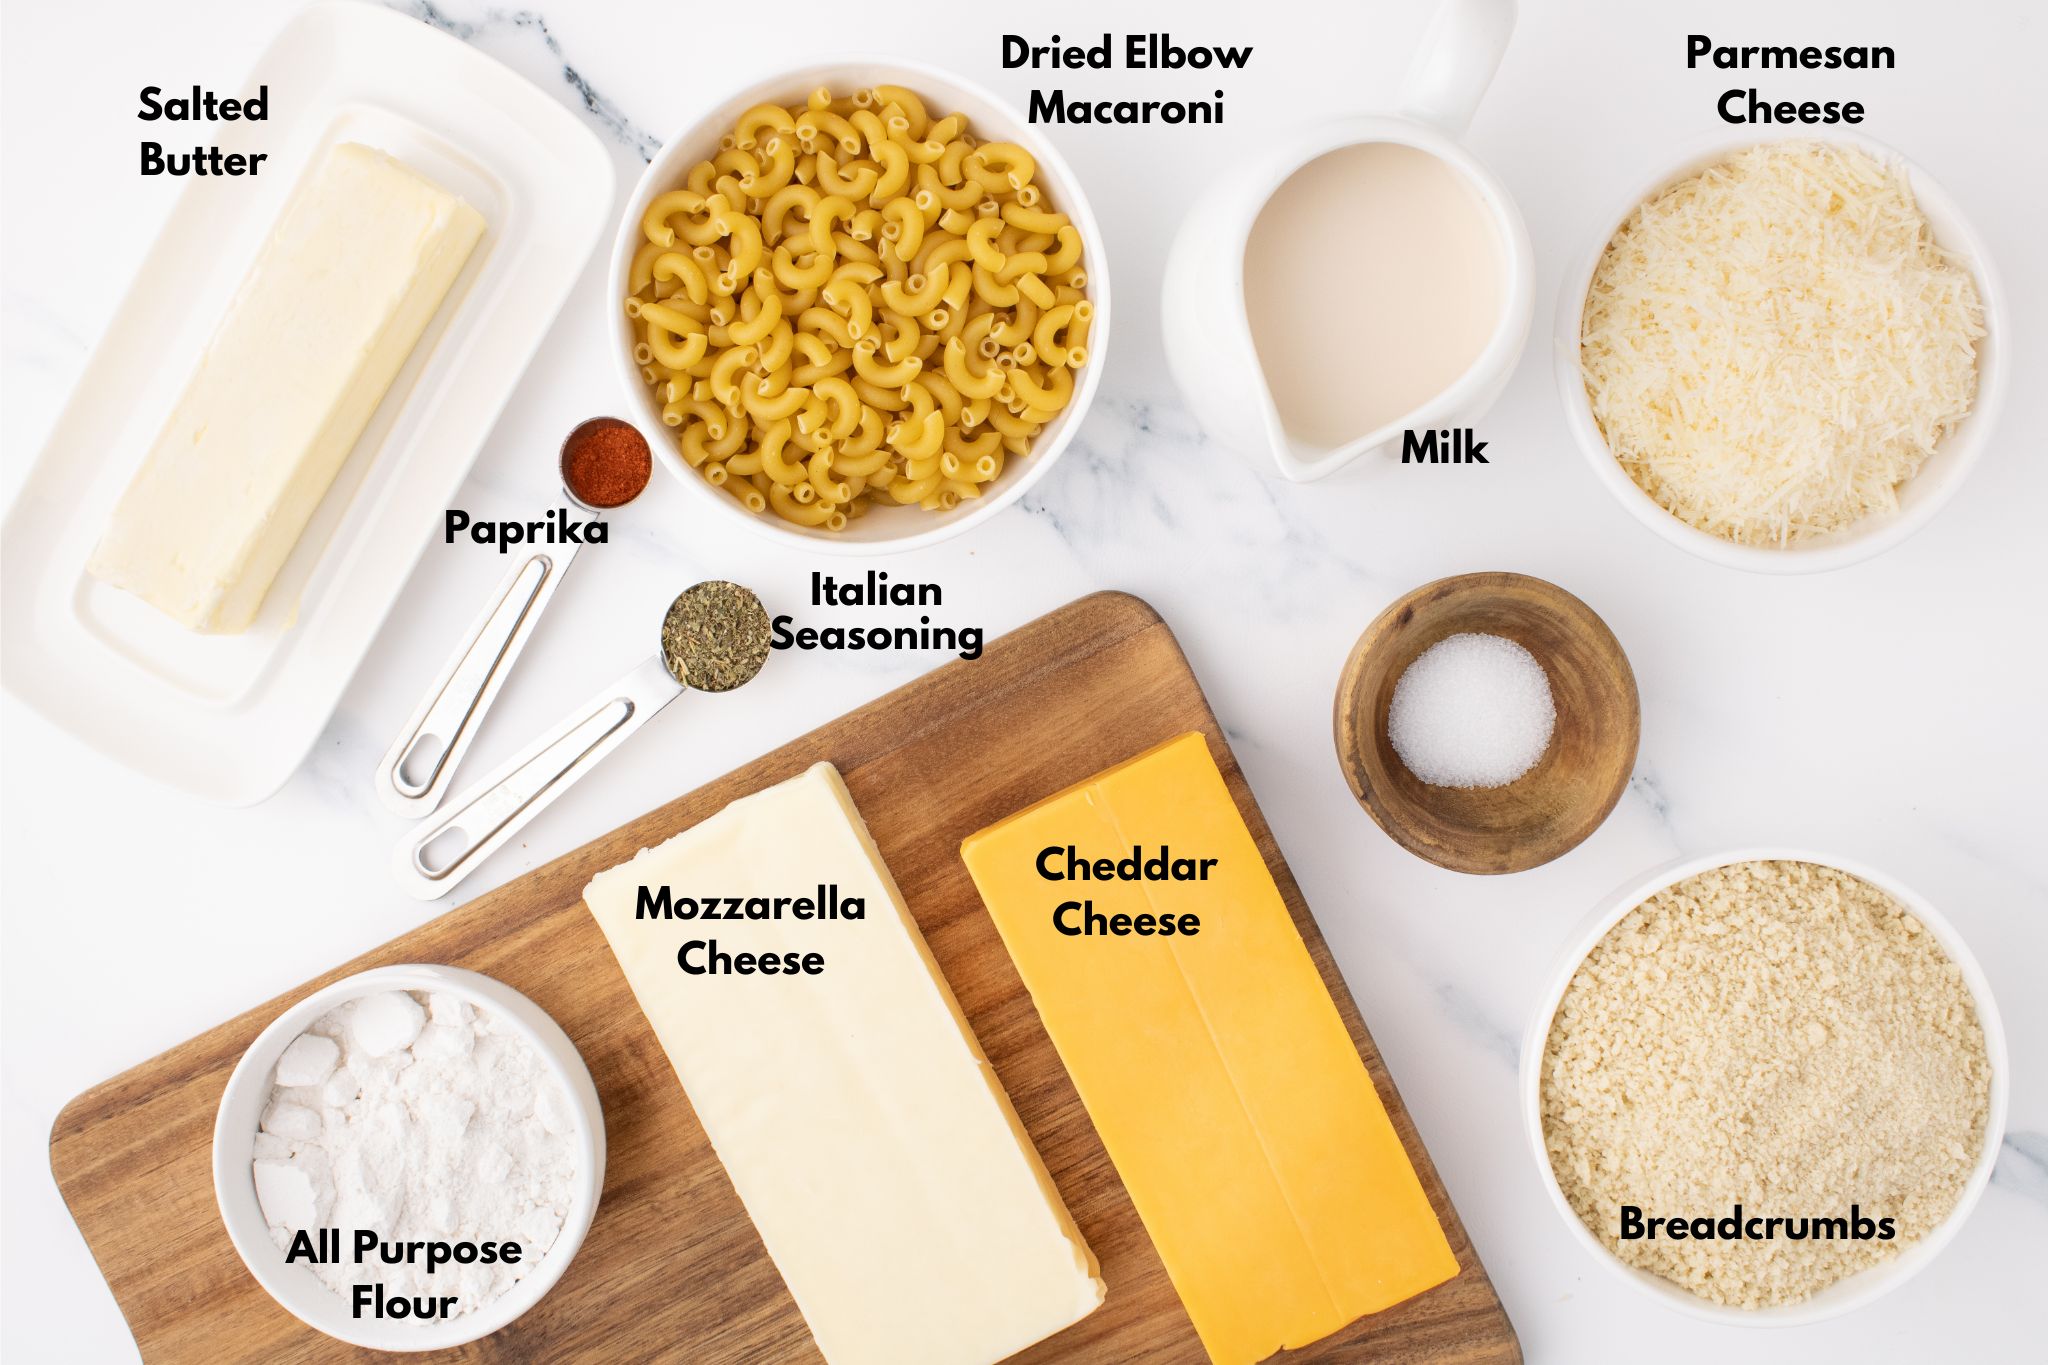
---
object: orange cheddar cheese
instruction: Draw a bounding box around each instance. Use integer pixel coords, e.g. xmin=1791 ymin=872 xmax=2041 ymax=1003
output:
xmin=960 ymin=732 xmax=1457 ymax=1364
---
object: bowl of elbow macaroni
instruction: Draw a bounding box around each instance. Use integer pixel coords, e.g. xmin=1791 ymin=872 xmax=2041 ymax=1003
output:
xmin=611 ymin=61 xmax=1109 ymax=552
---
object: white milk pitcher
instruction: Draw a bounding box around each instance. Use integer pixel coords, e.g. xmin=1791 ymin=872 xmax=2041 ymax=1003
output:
xmin=1161 ymin=0 xmax=1532 ymax=483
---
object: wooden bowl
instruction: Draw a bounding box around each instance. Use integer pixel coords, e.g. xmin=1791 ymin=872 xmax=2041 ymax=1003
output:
xmin=1333 ymin=573 xmax=1639 ymax=874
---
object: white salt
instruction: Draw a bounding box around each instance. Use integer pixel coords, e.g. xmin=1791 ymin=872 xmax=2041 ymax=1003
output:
xmin=1388 ymin=632 xmax=1555 ymax=789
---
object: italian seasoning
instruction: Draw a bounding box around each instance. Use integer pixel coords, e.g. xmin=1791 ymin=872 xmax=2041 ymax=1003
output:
xmin=661 ymin=581 xmax=771 ymax=692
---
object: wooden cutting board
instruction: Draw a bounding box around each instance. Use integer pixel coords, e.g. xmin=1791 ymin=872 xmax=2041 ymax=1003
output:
xmin=52 ymin=591 xmax=1520 ymax=1365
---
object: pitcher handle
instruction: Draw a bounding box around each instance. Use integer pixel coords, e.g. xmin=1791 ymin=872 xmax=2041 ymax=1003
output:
xmin=1398 ymin=0 xmax=1517 ymax=134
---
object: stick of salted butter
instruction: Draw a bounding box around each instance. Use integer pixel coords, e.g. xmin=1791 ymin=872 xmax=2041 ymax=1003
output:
xmin=962 ymin=732 xmax=1459 ymax=1365
xmin=583 ymin=762 xmax=1104 ymax=1365
xmin=88 ymin=142 xmax=484 ymax=633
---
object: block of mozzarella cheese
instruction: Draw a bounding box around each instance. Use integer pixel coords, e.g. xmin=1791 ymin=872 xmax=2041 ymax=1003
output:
xmin=583 ymin=762 xmax=1104 ymax=1365
xmin=87 ymin=141 xmax=484 ymax=632
xmin=961 ymin=732 xmax=1458 ymax=1365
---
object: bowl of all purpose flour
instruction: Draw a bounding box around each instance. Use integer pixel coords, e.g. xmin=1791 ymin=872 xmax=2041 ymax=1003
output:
xmin=213 ymin=965 xmax=605 ymax=1349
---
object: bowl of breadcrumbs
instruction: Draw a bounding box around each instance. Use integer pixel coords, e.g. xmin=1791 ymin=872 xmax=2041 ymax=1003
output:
xmin=1522 ymin=851 xmax=2006 ymax=1324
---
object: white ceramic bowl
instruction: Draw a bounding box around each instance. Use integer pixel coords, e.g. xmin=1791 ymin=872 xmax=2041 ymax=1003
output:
xmin=609 ymin=59 xmax=1110 ymax=555
xmin=213 ymin=965 xmax=606 ymax=1351
xmin=1520 ymin=848 xmax=2008 ymax=1326
xmin=1555 ymin=133 xmax=2008 ymax=573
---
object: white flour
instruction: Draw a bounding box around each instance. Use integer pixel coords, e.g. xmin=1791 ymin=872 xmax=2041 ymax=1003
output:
xmin=251 ymin=989 xmax=578 ymax=1315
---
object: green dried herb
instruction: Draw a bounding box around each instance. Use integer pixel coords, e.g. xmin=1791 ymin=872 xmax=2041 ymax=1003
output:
xmin=661 ymin=581 xmax=771 ymax=692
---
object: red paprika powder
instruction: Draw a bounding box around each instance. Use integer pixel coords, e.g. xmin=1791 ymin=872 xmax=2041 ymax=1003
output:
xmin=561 ymin=417 xmax=652 ymax=509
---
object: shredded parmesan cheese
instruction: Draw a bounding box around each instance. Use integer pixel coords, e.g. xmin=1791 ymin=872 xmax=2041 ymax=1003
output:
xmin=1580 ymin=142 xmax=1983 ymax=546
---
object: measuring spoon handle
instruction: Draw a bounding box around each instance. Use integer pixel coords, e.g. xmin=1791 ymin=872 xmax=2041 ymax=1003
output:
xmin=391 ymin=654 xmax=681 ymax=901
xmin=375 ymin=543 xmax=584 ymax=818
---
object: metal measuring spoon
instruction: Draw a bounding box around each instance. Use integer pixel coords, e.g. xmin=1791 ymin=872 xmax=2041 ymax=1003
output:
xmin=375 ymin=418 xmax=652 ymax=818
xmin=391 ymin=582 xmax=771 ymax=901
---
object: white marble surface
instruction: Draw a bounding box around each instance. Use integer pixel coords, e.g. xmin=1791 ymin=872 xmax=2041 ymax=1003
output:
xmin=3 ymin=0 xmax=2042 ymax=1359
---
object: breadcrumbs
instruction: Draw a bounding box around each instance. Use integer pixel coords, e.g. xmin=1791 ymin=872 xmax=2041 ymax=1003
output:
xmin=1541 ymin=860 xmax=1990 ymax=1308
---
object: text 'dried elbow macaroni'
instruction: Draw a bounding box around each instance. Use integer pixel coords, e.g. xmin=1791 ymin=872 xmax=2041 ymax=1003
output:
xmin=625 ymin=84 xmax=1093 ymax=529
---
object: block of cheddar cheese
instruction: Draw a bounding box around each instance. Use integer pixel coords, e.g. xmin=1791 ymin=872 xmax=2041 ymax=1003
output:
xmin=584 ymin=762 xmax=1104 ymax=1365
xmin=961 ymin=732 xmax=1457 ymax=1365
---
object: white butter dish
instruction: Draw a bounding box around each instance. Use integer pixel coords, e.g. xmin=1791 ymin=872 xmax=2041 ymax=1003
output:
xmin=0 ymin=2 xmax=614 ymax=803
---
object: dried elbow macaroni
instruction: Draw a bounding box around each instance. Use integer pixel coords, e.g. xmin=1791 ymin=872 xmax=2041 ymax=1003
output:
xmin=625 ymin=85 xmax=1093 ymax=529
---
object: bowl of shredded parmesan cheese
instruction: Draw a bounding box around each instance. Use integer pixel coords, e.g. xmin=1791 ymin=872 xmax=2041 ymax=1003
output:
xmin=1558 ymin=135 xmax=2003 ymax=572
